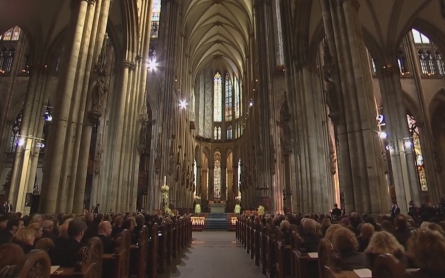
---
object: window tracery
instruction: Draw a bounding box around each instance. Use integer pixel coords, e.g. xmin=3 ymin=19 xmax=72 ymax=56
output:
xmin=214 ymin=72 xmax=222 ymax=122
xmin=407 ymin=114 xmax=428 ymax=191
xmin=225 ymin=73 xmax=232 ymax=121
xmin=214 ymin=150 xmax=221 ymax=200
xmin=151 ymin=0 xmax=161 ymax=38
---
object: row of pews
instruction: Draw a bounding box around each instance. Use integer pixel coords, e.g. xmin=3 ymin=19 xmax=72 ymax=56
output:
xmin=236 ymin=217 xmax=420 ymax=278
xmin=0 ymin=217 xmax=192 ymax=278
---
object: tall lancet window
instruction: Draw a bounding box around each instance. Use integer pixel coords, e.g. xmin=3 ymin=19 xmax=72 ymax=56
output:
xmin=214 ymin=72 xmax=222 ymax=122
xmin=407 ymin=114 xmax=428 ymax=191
xmin=239 ymin=80 xmax=243 ymax=116
xmin=225 ymin=73 xmax=233 ymax=121
xmin=234 ymin=77 xmax=240 ymax=119
xmin=214 ymin=150 xmax=221 ymax=199
xmin=151 ymin=0 xmax=161 ymax=38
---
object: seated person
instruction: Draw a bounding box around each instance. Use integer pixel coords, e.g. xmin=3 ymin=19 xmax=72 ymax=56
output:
xmin=11 ymin=228 xmax=35 ymax=253
xmin=0 ymin=218 xmax=24 ymax=247
xmin=393 ymin=214 xmax=412 ymax=248
xmin=332 ymin=228 xmax=370 ymax=270
xmin=51 ymin=219 xmax=86 ymax=267
xmin=121 ymin=218 xmax=137 ymax=244
xmin=406 ymin=228 xmax=445 ymax=278
xmin=357 ymin=223 xmax=374 ymax=252
xmin=97 ymin=221 xmax=115 ymax=254
xmin=300 ymin=218 xmax=321 ymax=252
xmin=27 ymin=223 xmax=43 ymax=245
xmin=364 ymin=231 xmax=407 ymax=267
xmin=324 ymin=224 xmax=346 ymax=242
xmin=41 ymin=220 xmax=58 ymax=243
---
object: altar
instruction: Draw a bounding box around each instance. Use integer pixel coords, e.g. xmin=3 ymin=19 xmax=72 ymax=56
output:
xmin=210 ymin=203 xmax=226 ymax=213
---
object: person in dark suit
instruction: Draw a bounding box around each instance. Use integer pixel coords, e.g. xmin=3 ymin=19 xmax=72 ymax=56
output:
xmin=331 ymin=203 xmax=342 ymax=221
xmin=390 ymin=203 xmax=401 ymax=218
xmin=50 ymin=219 xmax=86 ymax=267
xmin=93 ymin=204 xmax=100 ymax=214
xmin=2 ymin=201 xmax=13 ymax=215
xmin=0 ymin=218 xmax=24 ymax=247
xmin=97 ymin=221 xmax=115 ymax=254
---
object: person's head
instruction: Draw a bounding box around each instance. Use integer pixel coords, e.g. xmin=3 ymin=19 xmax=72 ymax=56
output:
xmin=0 ymin=216 xmax=8 ymax=230
xmin=324 ymin=224 xmax=346 ymax=242
xmin=340 ymin=217 xmax=350 ymax=227
xmin=30 ymin=214 xmax=43 ymax=225
xmin=280 ymin=220 xmax=290 ymax=231
xmin=114 ymin=216 xmax=123 ymax=227
xmin=332 ymin=228 xmax=358 ymax=253
xmin=34 ymin=238 xmax=55 ymax=252
xmin=427 ymin=223 xmax=445 ymax=234
xmin=27 ymin=223 xmax=43 ymax=239
xmin=122 ymin=218 xmax=136 ymax=231
xmin=334 ymin=203 xmax=338 ymax=208
xmin=6 ymin=218 xmax=24 ymax=234
xmin=98 ymin=221 xmax=112 ymax=237
xmin=406 ymin=229 xmax=445 ymax=274
xmin=67 ymin=219 xmax=87 ymax=241
xmin=0 ymin=243 xmax=25 ymax=269
xmin=381 ymin=220 xmax=395 ymax=233
xmin=42 ymin=220 xmax=55 ymax=232
xmin=364 ymin=231 xmax=404 ymax=255
xmin=359 ymin=223 xmax=375 ymax=240
xmin=96 ymin=204 xmax=100 ymax=207
xmin=13 ymin=228 xmax=35 ymax=246
xmin=321 ymin=218 xmax=331 ymax=229
xmin=394 ymin=214 xmax=408 ymax=230
xmin=85 ymin=212 xmax=93 ymax=222
xmin=135 ymin=215 xmax=145 ymax=228
xmin=302 ymin=218 xmax=317 ymax=234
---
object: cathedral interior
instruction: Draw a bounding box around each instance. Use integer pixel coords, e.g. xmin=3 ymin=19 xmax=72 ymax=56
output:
xmin=0 ymin=0 xmax=444 ymax=215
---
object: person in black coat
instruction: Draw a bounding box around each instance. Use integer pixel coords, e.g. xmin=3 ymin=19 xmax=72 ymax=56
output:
xmin=97 ymin=221 xmax=115 ymax=254
xmin=50 ymin=219 xmax=86 ymax=267
xmin=390 ymin=203 xmax=401 ymax=218
xmin=0 ymin=218 xmax=24 ymax=247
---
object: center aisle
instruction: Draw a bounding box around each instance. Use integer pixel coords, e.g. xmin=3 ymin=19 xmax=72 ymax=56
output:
xmin=158 ymin=231 xmax=264 ymax=278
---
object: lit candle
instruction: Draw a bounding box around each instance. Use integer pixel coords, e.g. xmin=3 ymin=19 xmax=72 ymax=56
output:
xmin=164 ymin=176 xmax=166 ymax=185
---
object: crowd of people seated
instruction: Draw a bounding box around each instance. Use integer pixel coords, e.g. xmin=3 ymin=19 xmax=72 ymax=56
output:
xmin=0 ymin=209 xmax=187 ymax=274
xmin=239 ymin=203 xmax=445 ymax=278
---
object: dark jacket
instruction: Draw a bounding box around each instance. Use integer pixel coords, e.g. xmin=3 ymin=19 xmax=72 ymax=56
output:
xmin=0 ymin=230 xmax=13 ymax=247
xmin=41 ymin=229 xmax=58 ymax=243
xmin=301 ymin=233 xmax=320 ymax=253
xmin=338 ymin=251 xmax=370 ymax=270
xmin=50 ymin=237 xmax=84 ymax=267
xmin=97 ymin=234 xmax=115 ymax=254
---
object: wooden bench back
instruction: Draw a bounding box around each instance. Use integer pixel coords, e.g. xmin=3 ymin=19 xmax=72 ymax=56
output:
xmin=148 ymin=223 xmax=158 ymax=278
xmin=17 ymin=249 xmax=51 ymax=278
xmin=318 ymin=238 xmax=337 ymax=278
xmin=136 ymin=226 xmax=148 ymax=278
xmin=114 ymin=229 xmax=131 ymax=278
xmin=372 ymin=253 xmax=406 ymax=278
xmin=83 ymin=237 xmax=103 ymax=278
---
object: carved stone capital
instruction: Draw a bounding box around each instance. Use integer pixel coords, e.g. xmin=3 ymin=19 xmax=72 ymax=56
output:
xmin=123 ymin=60 xmax=136 ymax=70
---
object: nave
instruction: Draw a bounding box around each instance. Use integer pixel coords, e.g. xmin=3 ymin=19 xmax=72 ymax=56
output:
xmin=159 ymin=231 xmax=262 ymax=278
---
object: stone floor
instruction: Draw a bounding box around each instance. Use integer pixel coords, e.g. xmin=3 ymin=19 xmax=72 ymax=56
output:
xmin=158 ymin=231 xmax=264 ymax=278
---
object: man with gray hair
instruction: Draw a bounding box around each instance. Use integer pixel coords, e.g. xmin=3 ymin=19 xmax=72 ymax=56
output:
xmin=41 ymin=219 xmax=58 ymax=242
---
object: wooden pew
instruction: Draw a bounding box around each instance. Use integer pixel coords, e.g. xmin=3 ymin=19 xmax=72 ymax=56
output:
xmin=261 ymin=226 xmax=268 ymax=274
xmin=318 ymin=238 xmax=337 ymax=278
xmin=255 ymin=222 xmax=261 ymax=266
xmin=172 ymin=221 xmax=178 ymax=259
xmin=21 ymin=250 xmax=51 ymax=278
xmin=157 ymin=224 xmax=167 ymax=273
xmin=147 ymin=224 xmax=158 ymax=278
xmin=51 ymin=237 xmax=104 ymax=278
xmin=372 ymin=254 xmax=406 ymax=278
xmin=266 ymin=225 xmax=277 ymax=278
xmin=250 ymin=220 xmax=255 ymax=259
xmin=290 ymin=232 xmax=318 ymax=278
xmin=102 ymin=229 xmax=130 ymax=278
xmin=130 ymin=226 xmax=148 ymax=278
xmin=165 ymin=222 xmax=173 ymax=265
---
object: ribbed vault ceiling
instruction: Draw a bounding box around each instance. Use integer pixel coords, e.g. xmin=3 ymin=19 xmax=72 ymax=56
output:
xmin=183 ymin=0 xmax=252 ymax=79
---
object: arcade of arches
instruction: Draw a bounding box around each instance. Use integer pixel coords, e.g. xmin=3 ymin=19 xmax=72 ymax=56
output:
xmin=0 ymin=0 xmax=445 ymax=216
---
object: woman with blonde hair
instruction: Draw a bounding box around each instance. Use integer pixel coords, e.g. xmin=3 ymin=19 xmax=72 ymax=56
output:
xmin=406 ymin=228 xmax=445 ymax=277
xmin=324 ymin=224 xmax=346 ymax=242
xmin=27 ymin=222 xmax=43 ymax=244
xmin=11 ymin=228 xmax=35 ymax=253
xmin=364 ymin=231 xmax=406 ymax=267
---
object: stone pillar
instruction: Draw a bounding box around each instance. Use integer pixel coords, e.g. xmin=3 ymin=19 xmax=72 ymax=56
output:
xmin=208 ymin=166 xmax=214 ymax=201
xmin=39 ymin=0 xmax=94 ymax=213
xmin=376 ymin=62 xmax=420 ymax=213
xmin=319 ymin=0 xmax=389 ymax=214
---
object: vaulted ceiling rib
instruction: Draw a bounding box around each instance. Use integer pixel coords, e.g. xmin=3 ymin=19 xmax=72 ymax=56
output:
xmin=183 ymin=0 xmax=251 ymax=80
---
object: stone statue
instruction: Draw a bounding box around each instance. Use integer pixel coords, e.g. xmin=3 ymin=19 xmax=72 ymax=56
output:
xmin=92 ymin=76 xmax=107 ymax=112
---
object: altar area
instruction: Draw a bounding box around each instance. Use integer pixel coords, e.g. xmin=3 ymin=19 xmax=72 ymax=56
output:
xmin=210 ymin=203 xmax=226 ymax=213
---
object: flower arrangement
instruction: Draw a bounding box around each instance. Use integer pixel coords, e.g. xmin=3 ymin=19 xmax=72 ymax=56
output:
xmin=234 ymin=204 xmax=241 ymax=214
xmin=161 ymin=185 xmax=169 ymax=193
xmin=257 ymin=205 xmax=265 ymax=216
xmin=195 ymin=204 xmax=201 ymax=214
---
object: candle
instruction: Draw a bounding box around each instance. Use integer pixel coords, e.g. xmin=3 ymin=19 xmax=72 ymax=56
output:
xmin=164 ymin=176 xmax=166 ymax=185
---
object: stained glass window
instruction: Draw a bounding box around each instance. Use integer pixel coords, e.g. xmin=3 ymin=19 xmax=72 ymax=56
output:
xmin=225 ymin=73 xmax=232 ymax=121
xmin=214 ymin=151 xmax=221 ymax=199
xmin=151 ymin=0 xmax=161 ymax=38
xmin=234 ymin=77 xmax=240 ymax=119
xmin=239 ymin=80 xmax=243 ymax=116
xmin=407 ymin=114 xmax=428 ymax=191
xmin=214 ymin=72 xmax=222 ymax=122
xmin=437 ymin=53 xmax=445 ymax=75
xmin=227 ymin=126 xmax=232 ymax=140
